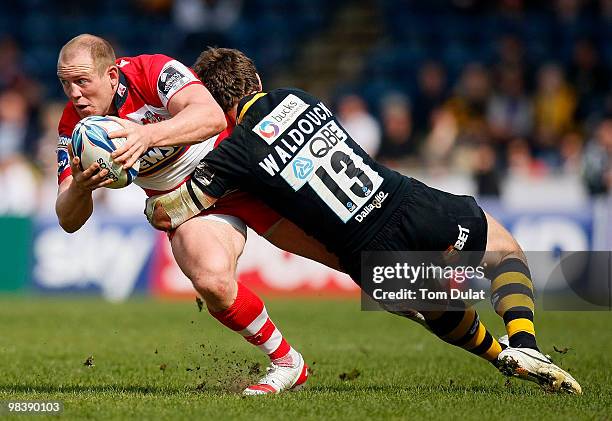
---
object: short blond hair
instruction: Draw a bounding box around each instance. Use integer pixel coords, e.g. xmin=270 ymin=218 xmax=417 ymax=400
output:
xmin=59 ymin=34 xmax=116 ymax=75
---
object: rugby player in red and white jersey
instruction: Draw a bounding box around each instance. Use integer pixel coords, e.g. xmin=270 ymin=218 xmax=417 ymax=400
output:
xmin=55 ymin=34 xmax=322 ymax=395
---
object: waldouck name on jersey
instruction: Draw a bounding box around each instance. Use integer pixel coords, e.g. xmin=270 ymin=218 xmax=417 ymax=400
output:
xmin=257 ymin=101 xmax=334 ymax=176
xmin=251 ymin=95 xmax=385 ymax=224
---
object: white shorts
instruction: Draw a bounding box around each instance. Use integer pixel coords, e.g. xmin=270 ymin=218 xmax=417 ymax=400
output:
xmin=198 ymin=213 xmax=248 ymax=238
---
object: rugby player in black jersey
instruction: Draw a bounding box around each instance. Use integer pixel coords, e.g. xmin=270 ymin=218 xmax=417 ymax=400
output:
xmin=145 ymin=48 xmax=581 ymax=394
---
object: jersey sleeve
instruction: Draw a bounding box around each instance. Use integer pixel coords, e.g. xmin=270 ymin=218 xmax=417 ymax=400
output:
xmin=198 ymin=127 xmax=252 ymax=198
xmin=56 ymin=102 xmax=80 ymax=184
xmin=140 ymin=54 xmax=202 ymax=108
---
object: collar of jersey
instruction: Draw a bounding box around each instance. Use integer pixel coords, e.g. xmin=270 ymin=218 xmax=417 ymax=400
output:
xmin=237 ymin=92 xmax=267 ymax=124
xmin=113 ymin=70 xmax=129 ymax=111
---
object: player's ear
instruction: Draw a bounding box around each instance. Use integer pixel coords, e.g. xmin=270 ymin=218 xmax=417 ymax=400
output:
xmin=108 ymin=65 xmax=119 ymax=88
xmin=229 ymin=101 xmax=240 ymax=123
xmin=256 ymin=73 xmax=263 ymax=92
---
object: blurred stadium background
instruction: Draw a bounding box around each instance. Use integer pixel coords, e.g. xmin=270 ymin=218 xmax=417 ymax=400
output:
xmin=0 ymin=0 xmax=611 ymax=299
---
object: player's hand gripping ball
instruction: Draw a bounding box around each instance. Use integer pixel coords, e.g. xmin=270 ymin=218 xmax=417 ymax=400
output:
xmin=71 ymin=116 xmax=140 ymax=189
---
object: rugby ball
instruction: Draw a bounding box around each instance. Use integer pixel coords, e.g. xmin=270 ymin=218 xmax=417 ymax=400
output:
xmin=71 ymin=116 xmax=139 ymax=189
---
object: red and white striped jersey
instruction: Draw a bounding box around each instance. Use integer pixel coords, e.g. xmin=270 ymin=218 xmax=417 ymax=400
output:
xmin=56 ymin=54 xmax=282 ymax=234
xmin=57 ymin=54 xmax=216 ymax=194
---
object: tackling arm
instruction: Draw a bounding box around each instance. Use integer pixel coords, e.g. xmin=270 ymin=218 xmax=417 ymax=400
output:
xmin=145 ymin=177 xmax=219 ymax=230
xmin=146 ymin=130 xmax=250 ymax=229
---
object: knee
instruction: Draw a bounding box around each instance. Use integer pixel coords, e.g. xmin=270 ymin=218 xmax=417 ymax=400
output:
xmin=170 ymin=220 xmax=245 ymax=311
xmin=499 ymin=235 xmax=527 ymax=264
xmin=193 ymin=280 xmax=236 ymax=304
xmin=189 ymin=253 xmax=237 ymax=303
xmin=484 ymin=213 xmax=527 ymax=266
xmin=486 ymin=239 xmax=528 ymax=274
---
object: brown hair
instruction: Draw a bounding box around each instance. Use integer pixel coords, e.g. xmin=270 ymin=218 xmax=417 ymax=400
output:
xmin=59 ymin=34 xmax=116 ymax=76
xmin=193 ymin=47 xmax=260 ymax=112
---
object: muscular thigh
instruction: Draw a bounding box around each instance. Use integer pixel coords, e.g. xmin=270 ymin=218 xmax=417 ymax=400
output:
xmin=170 ymin=215 xmax=247 ymax=282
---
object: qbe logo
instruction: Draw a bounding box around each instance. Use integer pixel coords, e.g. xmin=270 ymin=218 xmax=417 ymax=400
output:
xmin=257 ymin=120 xmax=280 ymax=139
xmin=292 ymin=157 xmax=314 ymax=180
xmin=253 ymin=94 xmax=309 ymax=144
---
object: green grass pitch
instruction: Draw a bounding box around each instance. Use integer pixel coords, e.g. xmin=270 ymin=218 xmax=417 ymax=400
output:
xmin=0 ymin=296 xmax=610 ymax=420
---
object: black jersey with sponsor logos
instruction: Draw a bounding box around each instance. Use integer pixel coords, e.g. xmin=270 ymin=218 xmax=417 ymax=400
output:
xmin=196 ymin=88 xmax=409 ymax=259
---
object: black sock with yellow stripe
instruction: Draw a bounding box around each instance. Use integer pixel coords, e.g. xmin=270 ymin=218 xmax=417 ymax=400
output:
xmin=490 ymin=258 xmax=538 ymax=350
xmin=423 ymin=300 xmax=503 ymax=364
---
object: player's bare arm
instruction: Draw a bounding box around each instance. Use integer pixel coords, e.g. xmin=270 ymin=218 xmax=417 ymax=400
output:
xmin=55 ymin=144 xmax=113 ymax=232
xmin=109 ymin=84 xmax=226 ymax=169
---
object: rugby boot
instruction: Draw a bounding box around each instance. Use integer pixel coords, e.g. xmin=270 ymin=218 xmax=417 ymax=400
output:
xmin=243 ymin=352 xmax=309 ymax=395
xmin=497 ymin=345 xmax=582 ymax=394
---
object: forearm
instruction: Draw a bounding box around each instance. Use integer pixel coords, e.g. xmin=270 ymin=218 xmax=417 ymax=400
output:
xmin=55 ymin=182 xmax=94 ymax=233
xmin=147 ymin=103 xmax=226 ymax=147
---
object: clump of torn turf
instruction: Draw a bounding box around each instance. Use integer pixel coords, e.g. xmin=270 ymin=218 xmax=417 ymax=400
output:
xmin=195 ymin=297 xmax=204 ymax=312
xmin=248 ymin=362 xmax=262 ymax=376
xmin=339 ymin=368 xmax=361 ymax=381
xmin=187 ymin=342 xmax=263 ymax=393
